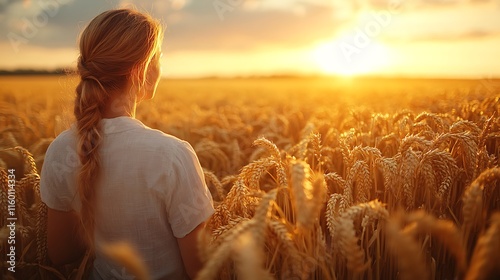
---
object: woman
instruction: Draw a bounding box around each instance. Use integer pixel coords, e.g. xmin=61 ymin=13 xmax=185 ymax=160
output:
xmin=40 ymin=9 xmax=214 ymax=279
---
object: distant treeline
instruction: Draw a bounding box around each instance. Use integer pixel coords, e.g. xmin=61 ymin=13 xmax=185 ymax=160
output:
xmin=0 ymin=68 xmax=73 ymax=76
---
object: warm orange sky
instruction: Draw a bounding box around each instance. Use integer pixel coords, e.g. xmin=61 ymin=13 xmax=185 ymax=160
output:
xmin=0 ymin=0 xmax=499 ymax=78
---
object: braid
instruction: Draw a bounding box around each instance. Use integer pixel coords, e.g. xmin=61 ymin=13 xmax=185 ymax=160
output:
xmin=74 ymin=58 xmax=108 ymax=249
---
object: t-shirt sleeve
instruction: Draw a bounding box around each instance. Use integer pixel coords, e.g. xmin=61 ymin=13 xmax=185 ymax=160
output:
xmin=165 ymin=141 xmax=214 ymax=238
xmin=40 ymin=137 xmax=77 ymax=212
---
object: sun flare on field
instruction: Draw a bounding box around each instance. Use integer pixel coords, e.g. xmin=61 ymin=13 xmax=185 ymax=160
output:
xmin=312 ymin=36 xmax=393 ymax=77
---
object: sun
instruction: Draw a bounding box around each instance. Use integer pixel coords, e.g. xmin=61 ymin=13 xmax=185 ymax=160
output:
xmin=311 ymin=36 xmax=393 ymax=77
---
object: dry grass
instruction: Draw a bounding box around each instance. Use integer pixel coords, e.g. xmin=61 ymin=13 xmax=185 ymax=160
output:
xmin=1 ymin=76 xmax=499 ymax=279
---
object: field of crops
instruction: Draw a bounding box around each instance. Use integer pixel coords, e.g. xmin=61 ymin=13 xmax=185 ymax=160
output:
xmin=1 ymin=75 xmax=499 ymax=279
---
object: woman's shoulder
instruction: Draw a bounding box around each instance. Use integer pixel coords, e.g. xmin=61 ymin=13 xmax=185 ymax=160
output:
xmin=47 ymin=126 xmax=78 ymax=152
xmin=42 ymin=126 xmax=79 ymax=173
xmin=123 ymin=125 xmax=198 ymax=170
xmin=140 ymin=126 xmax=193 ymax=152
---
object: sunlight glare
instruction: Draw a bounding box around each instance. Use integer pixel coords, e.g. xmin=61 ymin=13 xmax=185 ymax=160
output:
xmin=312 ymin=37 xmax=393 ymax=77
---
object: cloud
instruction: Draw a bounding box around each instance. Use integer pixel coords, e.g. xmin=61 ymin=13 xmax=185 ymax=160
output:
xmin=383 ymin=29 xmax=500 ymax=42
xmin=353 ymin=0 xmax=496 ymax=10
xmin=1 ymin=0 xmax=117 ymax=51
xmin=1 ymin=0 xmax=495 ymax=51
xmin=0 ymin=0 xmax=341 ymax=53
xmin=164 ymin=1 xmax=339 ymax=53
xmin=0 ymin=0 xmax=16 ymax=13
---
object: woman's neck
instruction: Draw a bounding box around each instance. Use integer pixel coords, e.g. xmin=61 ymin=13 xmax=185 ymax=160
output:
xmin=102 ymin=91 xmax=137 ymax=118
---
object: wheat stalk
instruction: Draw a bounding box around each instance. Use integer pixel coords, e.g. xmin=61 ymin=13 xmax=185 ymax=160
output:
xmin=465 ymin=213 xmax=500 ymax=280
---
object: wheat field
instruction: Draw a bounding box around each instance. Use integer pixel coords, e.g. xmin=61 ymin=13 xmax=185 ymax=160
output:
xmin=1 ymin=75 xmax=499 ymax=279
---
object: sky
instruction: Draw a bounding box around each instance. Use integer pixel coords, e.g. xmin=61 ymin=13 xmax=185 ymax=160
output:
xmin=0 ymin=0 xmax=499 ymax=78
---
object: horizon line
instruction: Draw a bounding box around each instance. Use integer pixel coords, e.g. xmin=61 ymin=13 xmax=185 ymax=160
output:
xmin=0 ymin=68 xmax=498 ymax=81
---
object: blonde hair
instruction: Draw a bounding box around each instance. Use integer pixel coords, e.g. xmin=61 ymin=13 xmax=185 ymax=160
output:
xmin=74 ymin=8 xmax=163 ymax=249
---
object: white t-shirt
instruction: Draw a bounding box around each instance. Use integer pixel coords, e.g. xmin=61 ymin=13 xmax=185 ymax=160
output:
xmin=40 ymin=116 xmax=214 ymax=280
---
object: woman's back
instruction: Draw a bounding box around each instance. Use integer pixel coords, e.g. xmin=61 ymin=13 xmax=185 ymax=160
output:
xmin=41 ymin=117 xmax=214 ymax=279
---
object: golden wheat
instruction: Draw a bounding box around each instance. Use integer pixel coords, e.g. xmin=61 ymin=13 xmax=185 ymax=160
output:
xmin=1 ymin=77 xmax=499 ymax=279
